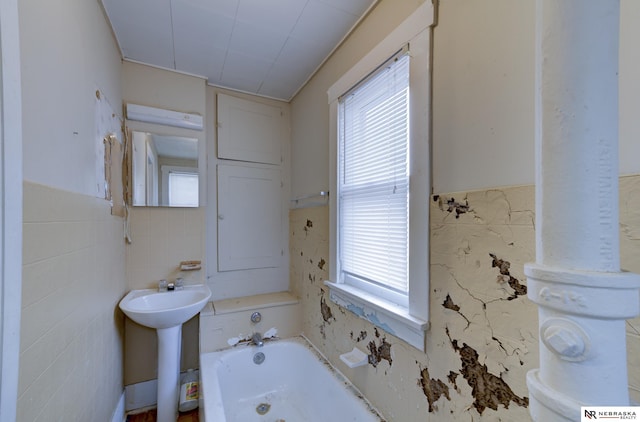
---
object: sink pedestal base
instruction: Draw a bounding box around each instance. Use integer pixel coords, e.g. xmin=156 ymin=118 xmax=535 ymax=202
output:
xmin=156 ymin=325 xmax=182 ymax=422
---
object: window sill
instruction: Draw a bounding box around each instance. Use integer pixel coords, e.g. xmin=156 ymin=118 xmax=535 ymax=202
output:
xmin=323 ymin=281 xmax=429 ymax=351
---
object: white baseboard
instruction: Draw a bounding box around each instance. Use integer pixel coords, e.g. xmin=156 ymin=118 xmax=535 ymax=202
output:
xmin=111 ymin=391 xmax=125 ymax=422
xmin=125 ymin=379 xmax=158 ymax=412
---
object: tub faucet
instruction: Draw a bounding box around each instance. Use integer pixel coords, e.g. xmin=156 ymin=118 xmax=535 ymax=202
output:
xmin=251 ymin=333 xmax=264 ymax=347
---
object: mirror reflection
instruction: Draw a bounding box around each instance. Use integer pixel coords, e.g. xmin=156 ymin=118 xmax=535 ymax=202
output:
xmin=131 ymin=131 xmax=199 ymax=207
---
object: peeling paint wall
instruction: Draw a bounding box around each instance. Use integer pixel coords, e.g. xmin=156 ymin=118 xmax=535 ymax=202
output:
xmin=290 ymin=175 xmax=640 ymax=421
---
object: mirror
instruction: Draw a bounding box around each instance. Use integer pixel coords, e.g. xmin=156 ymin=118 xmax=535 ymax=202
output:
xmin=131 ymin=131 xmax=199 ymax=207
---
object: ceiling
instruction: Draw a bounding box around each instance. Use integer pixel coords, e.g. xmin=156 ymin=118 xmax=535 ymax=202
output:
xmin=101 ymin=0 xmax=377 ymax=101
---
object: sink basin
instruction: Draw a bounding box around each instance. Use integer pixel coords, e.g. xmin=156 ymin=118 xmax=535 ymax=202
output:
xmin=119 ymin=284 xmax=211 ymax=329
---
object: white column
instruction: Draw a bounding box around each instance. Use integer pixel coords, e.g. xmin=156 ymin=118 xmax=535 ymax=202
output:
xmin=526 ymin=1 xmax=640 ymax=421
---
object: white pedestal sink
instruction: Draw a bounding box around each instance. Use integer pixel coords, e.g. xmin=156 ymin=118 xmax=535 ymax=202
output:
xmin=119 ymin=284 xmax=211 ymax=422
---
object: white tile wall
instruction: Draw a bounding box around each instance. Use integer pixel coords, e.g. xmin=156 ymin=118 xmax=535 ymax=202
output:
xmin=124 ymin=206 xmax=206 ymax=385
xmin=19 ymin=182 xmax=127 ymax=421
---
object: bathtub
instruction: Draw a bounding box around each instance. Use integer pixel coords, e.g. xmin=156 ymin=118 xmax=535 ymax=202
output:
xmin=200 ymin=336 xmax=384 ymax=421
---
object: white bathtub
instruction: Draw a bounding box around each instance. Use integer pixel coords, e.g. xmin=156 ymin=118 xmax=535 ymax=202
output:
xmin=200 ymin=336 xmax=384 ymax=421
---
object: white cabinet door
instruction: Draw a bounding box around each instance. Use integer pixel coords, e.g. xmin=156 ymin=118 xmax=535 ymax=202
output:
xmin=217 ymin=93 xmax=282 ymax=165
xmin=217 ymin=164 xmax=282 ymax=271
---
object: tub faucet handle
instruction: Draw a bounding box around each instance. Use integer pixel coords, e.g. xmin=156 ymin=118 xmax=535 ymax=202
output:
xmin=250 ymin=312 xmax=262 ymax=323
xmin=251 ymin=333 xmax=264 ymax=347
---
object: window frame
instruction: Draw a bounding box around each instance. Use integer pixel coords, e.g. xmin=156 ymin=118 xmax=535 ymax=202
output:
xmin=325 ymin=2 xmax=433 ymax=351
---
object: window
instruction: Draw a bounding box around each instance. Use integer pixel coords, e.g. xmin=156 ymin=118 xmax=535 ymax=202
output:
xmin=168 ymin=171 xmax=198 ymax=207
xmin=325 ymin=2 xmax=433 ymax=351
xmin=339 ymin=50 xmax=410 ymax=308
xmin=161 ymin=165 xmax=199 ymax=207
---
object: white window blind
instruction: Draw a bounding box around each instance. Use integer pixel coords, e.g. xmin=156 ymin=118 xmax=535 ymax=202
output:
xmin=338 ymin=50 xmax=410 ymax=298
xmin=169 ymin=171 xmax=199 ymax=207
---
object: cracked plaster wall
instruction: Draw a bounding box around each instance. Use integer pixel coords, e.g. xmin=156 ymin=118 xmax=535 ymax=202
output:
xmin=289 ymin=175 xmax=640 ymax=421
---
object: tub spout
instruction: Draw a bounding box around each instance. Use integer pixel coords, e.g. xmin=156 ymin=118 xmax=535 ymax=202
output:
xmin=251 ymin=333 xmax=263 ymax=347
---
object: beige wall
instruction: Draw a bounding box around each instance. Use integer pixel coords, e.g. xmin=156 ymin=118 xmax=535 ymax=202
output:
xmin=122 ymin=62 xmax=208 ymax=384
xmin=18 ymin=0 xmax=126 ymax=420
xmin=290 ymin=0 xmax=426 ymax=199
xmin=288 ymin=0 xmax=640 ymax=420
xmin=431 ymin=0 xmax=535 ymax=193
xmin=20 ymin=0 xmax=122 ymax=195
xmin=20 ymin=183 xmax=126 ymax=420
xmin=290 ymin=176 xmax=640 ymax=420
xmin=291 ymin=0 xmax=640 ymax=196
xmin=121 ymin=62 xmax=293 ymax=384
xmin=433 ymin=0 xmax=640 ymax=193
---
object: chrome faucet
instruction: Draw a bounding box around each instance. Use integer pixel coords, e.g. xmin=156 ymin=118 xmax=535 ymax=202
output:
xmin=251 ymin=333 xmax=264 ymax=347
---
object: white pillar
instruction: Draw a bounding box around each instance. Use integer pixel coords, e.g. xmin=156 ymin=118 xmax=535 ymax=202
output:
xmin=526 ymin=1 xmax=640 ymax=421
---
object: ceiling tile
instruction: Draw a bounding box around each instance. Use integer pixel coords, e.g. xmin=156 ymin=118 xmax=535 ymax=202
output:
xmin=290 ymin=0 xmax=357 ymax=52
xmin=103 ymin=0 xmax=174 ymax=69
xmin=236 ymin=0 xmax=307 ymax=35
xmin=172 ymin=0 xmax=239 ymax=19
xmin=270 ymin=37 xmax=321 ymax=81
xmin=260 ymin=37 xmax=324 ymax=99
xmin=178 ymin=46 xmax=227 ymax=83
xmin=102 ymin=0 xmax=377 ymax=100
xmin=171 ymin=0 xmax=235 ymax=78
xmin=257 ymin=80 xmax=296 ymax=100
xmin=228 ymin=21 xmax=289 ymax=62
xmin=172 ymin=1 xmax=236 ymax=51
xmin=315 ymin=0 xmax=373 ymax=16
xmin=220 ymin=51 xmax=273 ymax=93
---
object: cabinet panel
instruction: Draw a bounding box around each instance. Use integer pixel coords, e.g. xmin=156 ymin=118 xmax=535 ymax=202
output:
xmin=217 ymin=93 xmax=282 ymax=165
xmin=217 ymin=164 xmax=282 ymax=271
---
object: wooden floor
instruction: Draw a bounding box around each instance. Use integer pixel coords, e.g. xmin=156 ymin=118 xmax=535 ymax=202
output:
xmin=126 ymin=408 xmax=199 ymax=422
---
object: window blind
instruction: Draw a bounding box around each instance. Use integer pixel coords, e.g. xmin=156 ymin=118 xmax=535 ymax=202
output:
xmin=338 ymin=51 xmax=410 ymax=294
xmin=169 ymin=172 xmax=199 ymax=207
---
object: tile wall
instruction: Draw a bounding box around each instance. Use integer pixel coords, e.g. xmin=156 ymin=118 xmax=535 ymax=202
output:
xmin=290 ymin=175 xmax=640 ymax=421
xmin=20 ymin=182 xmax=126 ymax=421
xmin=124 ymin=206 xmax=206 ymax=385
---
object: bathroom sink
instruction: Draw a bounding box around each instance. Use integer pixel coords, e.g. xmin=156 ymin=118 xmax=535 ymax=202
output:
xmin=119 ymin=284 xmax=211 ymax=329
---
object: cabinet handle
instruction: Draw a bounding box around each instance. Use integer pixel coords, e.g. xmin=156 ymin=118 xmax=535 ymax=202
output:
xmin=218 ymin=214 xmax=224 ymax=220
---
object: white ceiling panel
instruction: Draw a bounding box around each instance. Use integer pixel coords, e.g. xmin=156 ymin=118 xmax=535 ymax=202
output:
xmin=221 ymin=50 xmax=273 ymax=92
xmin=101 ymin=0 xmax=377 ymax=100
xmin=290 ymin=1 xmax=357 ymax=52
xmin=171 ymin=2 xmax=234 ymax=78
xmin=228 ymin=21 xmax=289 ymax=62
xmin=103 ymin=0 xmax=175 ymax=69
xmin=236 ymin=0 xmax=307 ymax=35
xmin=173 ymin=0 xmax=239 ymax=19
xmin=316 ymin=0 xmax=374 ymax=16
xmin=264 ymin=37 xmax=323 ymax=88
xmin=172 ymin=1 xmax=235 ymax=51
